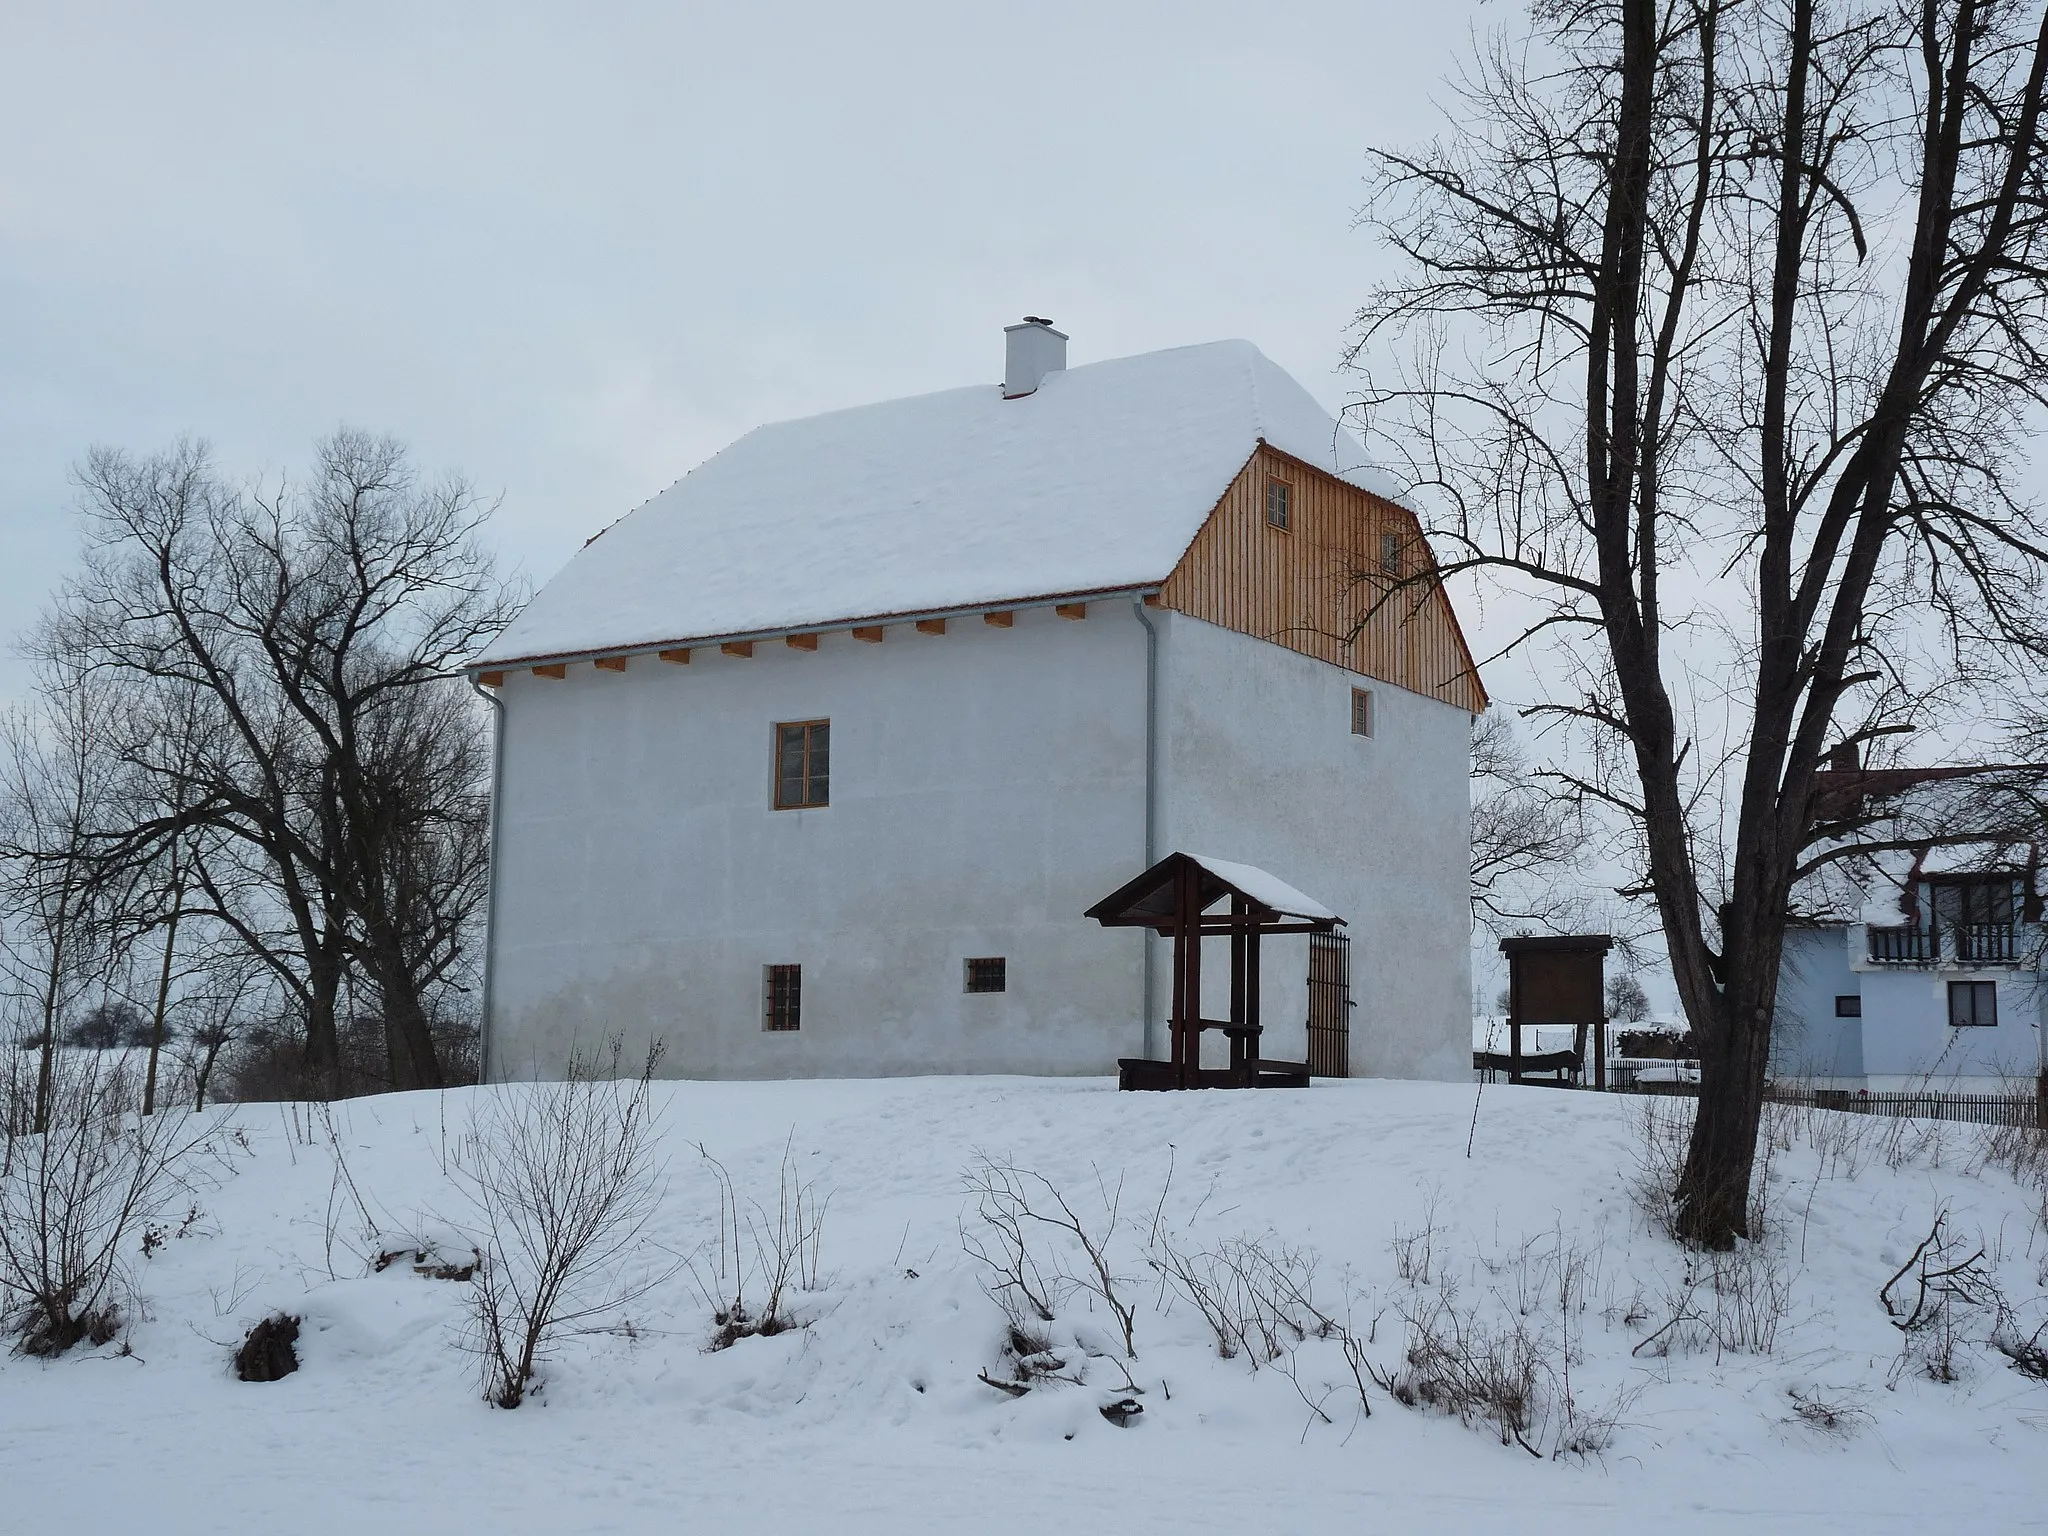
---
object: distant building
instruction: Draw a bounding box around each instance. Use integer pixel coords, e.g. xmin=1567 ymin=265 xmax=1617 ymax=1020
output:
xmin=468 ymin=322 xmax=1485 ymax=1082
xmin=1774 ymin=759 xmax=2046 ymax=1093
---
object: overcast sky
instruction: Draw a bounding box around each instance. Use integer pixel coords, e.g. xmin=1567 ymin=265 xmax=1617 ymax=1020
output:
xmin=1 ymin=0 xmax=1497 ymax=703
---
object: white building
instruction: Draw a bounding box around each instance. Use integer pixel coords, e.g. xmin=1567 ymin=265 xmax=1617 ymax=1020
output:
xmin=468 ymin=323 xmax=1486 ymax=1083
xmin=1774 ymin=764 xmax=2046 ymax=1094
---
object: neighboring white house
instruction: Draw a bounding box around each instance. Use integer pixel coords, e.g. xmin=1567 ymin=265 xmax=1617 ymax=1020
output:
xmin=1774 ymin=763 xmax=2047 ymax=1094
xmin=467 ymin=322 xmax=1486 ymax=1084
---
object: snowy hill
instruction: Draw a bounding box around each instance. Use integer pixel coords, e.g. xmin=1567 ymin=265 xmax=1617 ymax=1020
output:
xmin=0 ymin=1076 xmax=2041 ymax=1535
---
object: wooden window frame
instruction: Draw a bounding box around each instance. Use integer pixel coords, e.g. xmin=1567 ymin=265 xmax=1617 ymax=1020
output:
xmin=1265 ymin=477 xmax=1292 ymax=532
xmin=764 ymin=964 xmax=802 ymax=1032
xmin=1947 ymin=979 xmax=1997 ymax=1028
xmin=1350 ymin=687 xmax=1373 ymax=738
xmin=964 ymin=956 xmax=1007 ymax=994
xmin=773 ymin=719 xmax=830 ymax=810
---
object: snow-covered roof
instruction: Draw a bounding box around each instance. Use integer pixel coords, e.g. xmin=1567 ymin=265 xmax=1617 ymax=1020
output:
xmin=474 ymin=340 xmax=1399 ymax=668
xmin=1185 ymin=854 xmax=1338 ymax=923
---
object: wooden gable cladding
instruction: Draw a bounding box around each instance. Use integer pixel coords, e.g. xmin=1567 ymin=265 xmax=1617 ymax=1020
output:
xmin=1158 ymin=445 xmax=1486 ymax=713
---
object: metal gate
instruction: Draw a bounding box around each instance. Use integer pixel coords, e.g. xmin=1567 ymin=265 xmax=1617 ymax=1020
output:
xmin=1306 ymin=931 xmax=1352 ymax=1077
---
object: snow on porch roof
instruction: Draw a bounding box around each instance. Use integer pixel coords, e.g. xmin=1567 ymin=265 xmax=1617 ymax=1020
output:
xmin=1086 ymin=851 xmax=1342 ymax=929
xmin=472 ymin=339 xmax=1401 ymax=668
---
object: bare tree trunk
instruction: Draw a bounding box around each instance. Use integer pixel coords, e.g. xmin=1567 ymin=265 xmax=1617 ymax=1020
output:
xmin=141 ymin=839 xmax=183 ymax=1117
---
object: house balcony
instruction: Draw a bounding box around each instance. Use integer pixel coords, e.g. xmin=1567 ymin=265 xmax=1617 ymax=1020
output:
xmin=1865 ymin=922 xmax=2039 ymax=968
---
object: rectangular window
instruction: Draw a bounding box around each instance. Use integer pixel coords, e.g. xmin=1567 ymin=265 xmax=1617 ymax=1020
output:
xmin=1947 ymin=979 xmax=1997 ymax=1028
xmin=1927 ymin=876 xmax=2017 ymax=928
xmin=1380 ymin=531 xmax=1402 ymax=574
xmin=964 ymin=957 xmax=1007 ymax=994
xmin=1265 ymin=478 xmax=1292 ymax=531
xmin=774 ymin=720 xmax=830 ymax=809
xmin=1350 ymin=687 xmax=1373 ymax=738
xmin=1834 ymin=994 xmax=1861 ymax=1018
xmin=764 ymin=964 xmax=802 ymax=1031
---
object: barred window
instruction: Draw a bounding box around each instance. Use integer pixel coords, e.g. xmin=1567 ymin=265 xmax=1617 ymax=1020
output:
xmin=774 ymin=720 xmax=829 ymax=809
xmin=1350 ymin=687 xmax=1374 ymax=738
xmin=964 ymin=957 xmax=1007 ymax=994
xmin=764 ymin=964 xmax=802 ymax=1032
xmin=1380 ymin=531 xmax=1402 ymax=574
xmin=1265 ymin=478 xmax=1292 ymax=531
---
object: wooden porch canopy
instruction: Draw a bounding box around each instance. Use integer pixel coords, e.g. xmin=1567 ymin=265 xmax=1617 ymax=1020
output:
xmin=1086 ymin=852 xmax=1342 ymax=1090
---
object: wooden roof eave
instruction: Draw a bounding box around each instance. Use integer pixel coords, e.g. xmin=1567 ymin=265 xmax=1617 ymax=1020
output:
xmin=467 ymin=582 xmax=1165 ymax=678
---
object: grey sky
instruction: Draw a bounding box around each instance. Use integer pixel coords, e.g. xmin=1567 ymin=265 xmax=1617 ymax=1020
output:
xmin=1 ymin=0 xmax=1490 ymax=703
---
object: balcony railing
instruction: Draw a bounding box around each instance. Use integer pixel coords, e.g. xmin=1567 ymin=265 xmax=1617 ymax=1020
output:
xmin=1868 ymin=925 xmax=1937 ymax=963
xmin=1955 ymin=923 xmax=2020 ymax=965
xmin=1866 ymin=922 xmax=2029 ymax=966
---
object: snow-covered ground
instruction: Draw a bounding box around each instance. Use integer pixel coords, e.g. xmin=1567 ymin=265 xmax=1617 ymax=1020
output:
xmin=1 ymin=1076 xmax=2042 ymax=1535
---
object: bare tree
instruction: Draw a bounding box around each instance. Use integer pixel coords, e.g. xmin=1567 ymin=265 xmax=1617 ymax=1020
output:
xmin=1351 ymin=0 xmax=2048 ymax=1246
xmin=0 ymin=656 xmax=124 ymax=1131
xmin=1470 ymin=712 xmax=1589 ymax=934
xmin=50 ymin=430 xmax=511 ymax=1094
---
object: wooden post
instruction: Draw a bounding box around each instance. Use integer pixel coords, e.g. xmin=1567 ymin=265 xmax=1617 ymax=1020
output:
xmin=1594 ymin=1017 xmax=1608 ymax=1091
xmin=1186 ymin=865 xmax=1203 ymax=1085
xmin=1173 ymin=863 xmax=1192 ymax=1086
xmin=1229 ymin=897 xmax=1247 ymax=1085
xmin=1236 ymin=913 xmax=1253 ymax=1048
xmin=1508 ymin=961 xmax=1523 ymax=1084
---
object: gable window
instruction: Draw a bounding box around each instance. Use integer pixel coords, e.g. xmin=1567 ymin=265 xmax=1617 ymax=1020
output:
xmin=1947 ymin=979 xmax=1997 ymax=1028
xmin=1380 ymin=531 xmax=1402 ymax=574
xmin=1834 ymin=994 xmax=1861 ymax=1018
xmin=774 ymin=720 xmax=830 ymax=809
xmin=764 ymin=964 xmax=802 ymax=1031
xmin=1265 ymin=478 xmax=1292 ymax=532
xmin=964 ymin=956 xmax=1007 ymax=994
xmin=1350 ymin=687 xmax=1374 ymax=738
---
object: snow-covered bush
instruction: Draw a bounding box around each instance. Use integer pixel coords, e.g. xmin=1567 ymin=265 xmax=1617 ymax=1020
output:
xmin=447 ymin=1043 xmax=672 ymax=1408
xmin=0 ymin=1050 xmax=219 ymax=1355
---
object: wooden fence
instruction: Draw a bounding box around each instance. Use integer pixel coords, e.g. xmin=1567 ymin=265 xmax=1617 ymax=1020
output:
xmin=1612 ymin=1080 xmax=2042 ymax=1129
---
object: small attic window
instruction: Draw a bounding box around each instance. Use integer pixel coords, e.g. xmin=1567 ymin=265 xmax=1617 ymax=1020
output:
xmin=1380 ymin=531 xmax=1402 ymax=574
xmin=1265 ymin=479 xmax=1292 ymax=532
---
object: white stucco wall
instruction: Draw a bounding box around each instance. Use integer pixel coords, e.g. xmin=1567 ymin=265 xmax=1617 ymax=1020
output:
xmin=1856 ymin=964 xmax=2044 ymax=1088
xmin=1771 ymin=922 xmax=2047 ymax=1090
xmin=488 ymin=606 xmax=1152 ymax=1080
xmin=1770 ymin=925 xmax=1863 ymax=1084
xmin=485 ymin=604 xmax=1478 ymax=1085
xmin=1153 ymin=613 xmax=1474 ymax=1080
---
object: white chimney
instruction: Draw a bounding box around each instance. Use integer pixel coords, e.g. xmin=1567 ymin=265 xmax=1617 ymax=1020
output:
xmin=1003 ymin=317 xmax=1068 ymax=399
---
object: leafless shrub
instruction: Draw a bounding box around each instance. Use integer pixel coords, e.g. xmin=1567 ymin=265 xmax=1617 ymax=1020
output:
xmin=1881 ymin=1207 xmax=2005 ymax=1385
xmin=1628 ymin=1095 xmax=1693 ymax=1232
xmin=1786 ymin=1385 xmax=1869 ymax=1438
xmin=1372 ymin=1291 xmax=1543 ymax=1455
xmin=447 ymin=1042 xmax=672 ymax=1408
xmin=1391 ymin=1190 xmax=1441 ymax=1288
xmin=691 ymin=1138 xmax=828 ymax=1350
xmin=1632 ymin=1238 xmax=1793 ymax=1361
xmin=1152 ymin=1228 xmax=1375 ymax=1431
xmin=0 ymin=1050 xmax=220 ymax=1355
xmin=1992 ymin=1313 xmax=2048 ymax=1381
xmin=962 ymin=1155 xmax=1138 ymax=1359
xmin=1971 ymin=1118 xmax=2047 ymax=1257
